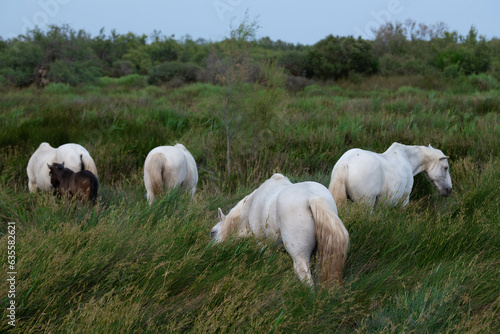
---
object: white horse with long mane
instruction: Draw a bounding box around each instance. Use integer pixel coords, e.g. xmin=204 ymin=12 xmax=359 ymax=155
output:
xmin=328 ymin=142 xmax=452 ymax=208
xmin=211 ymin=173 xmax=349 ymax=286
xmin=27 ymin=142 xmax=98 ymax=193
xmin=144 ymin=143 xmax=198 ymax=205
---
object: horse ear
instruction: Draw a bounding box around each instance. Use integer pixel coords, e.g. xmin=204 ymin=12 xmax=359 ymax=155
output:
xmin=218 ymin=208 xmax=225 ymax=221
xmin=440 ymin=156 xmax=450 ymax=160
xmin=47 ymin=163 xmax=51 ymax=169
xmin=62 ymin=161 xmax=65 ymax=167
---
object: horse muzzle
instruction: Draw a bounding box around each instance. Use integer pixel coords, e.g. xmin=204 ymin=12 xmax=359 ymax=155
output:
xmin=440 ymin=187 xmax=452 ymax=197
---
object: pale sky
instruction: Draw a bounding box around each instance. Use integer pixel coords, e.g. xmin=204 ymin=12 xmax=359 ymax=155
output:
xmin=0 ymin=0 xmax=498 ymax=44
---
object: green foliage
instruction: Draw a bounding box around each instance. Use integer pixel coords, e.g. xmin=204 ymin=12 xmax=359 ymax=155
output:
xmin=48 ymin=59 xmax=102 ymax=86
xmin=99 ymin=74 xmax=147 ymax=90
xmin=467 ymin=73 xmax=499 ymax=91
xmin=147 ymin=61 xmax=200 ymax=85
xmin=44 ymin=82 xmax=72 ymax=93
xmin=277 ymin=50 xmax=309 ymax=76
xmin=307 ymin=35 xmax=377 ymax=79
xmin=111 ymin=59 xmax=136 ymax=76
xmin=435 ymin=27 xmax=491 ymax=77
xmin=0 ymin=37 xmax=44 ymax=87
xmin=149 ymin=36 xmax=181 ymax=63
xmin=0 ymin=23 xmax=499 ymax=88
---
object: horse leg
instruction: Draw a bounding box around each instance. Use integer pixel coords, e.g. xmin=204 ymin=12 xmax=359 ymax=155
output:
xmin=144 ymin=173 xmax=155 ymax=205
xmin=282 ymin=235 xmax=315 ymax=286
xmin=290 ymin=254 xmax=313 ymax=286
xmin=28 ymin=180 xmax=38 ymax=193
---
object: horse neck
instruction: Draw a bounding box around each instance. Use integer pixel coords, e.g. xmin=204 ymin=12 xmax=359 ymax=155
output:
xmin=399 ymin=145 xmax=434 ymax=176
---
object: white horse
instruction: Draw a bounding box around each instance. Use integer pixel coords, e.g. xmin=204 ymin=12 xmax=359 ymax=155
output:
xmin=211 ymin=173 xmax=349 ymax=286
xmin=144 ymin=143 xmax=198 ymax=205
xmin=27 ymin=142 xmax=98 ymax=193
xmin=328 ymin=142 xmax=452 ymax=208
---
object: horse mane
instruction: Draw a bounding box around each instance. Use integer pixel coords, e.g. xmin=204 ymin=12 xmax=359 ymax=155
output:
xmin=419 ymin=145 xmax=447 ymax=171
xmin=388 ymin=143 xmax=443 ymax=174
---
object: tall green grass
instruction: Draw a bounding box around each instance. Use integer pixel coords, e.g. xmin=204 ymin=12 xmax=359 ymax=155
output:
xmin=1 ymin=78 xmax=499 ymax=332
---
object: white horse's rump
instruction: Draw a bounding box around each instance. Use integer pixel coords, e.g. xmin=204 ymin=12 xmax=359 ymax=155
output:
xmin=329 ymin=142 xmax=452 ymax=208
xmin=144 ymin=143 xmax=198 ymax=205
xmin=211 ymin=174 xmax=349 ymax=286
xmin=27 ymin=142 xmax=98 ymax=193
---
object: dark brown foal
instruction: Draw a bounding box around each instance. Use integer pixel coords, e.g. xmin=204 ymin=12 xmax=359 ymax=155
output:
xmin=48 ymin=161 xmax=98 ymax=205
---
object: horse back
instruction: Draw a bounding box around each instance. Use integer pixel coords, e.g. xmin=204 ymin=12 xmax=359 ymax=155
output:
xmin=71 ymin=170 xmax=99 ymax=204
xmin=55 ymin=144 xmax=91 ymax=174
xmin=335 ymin=149 xmax=388 ymax=203
xmin=341 ymin=148 xmax=385 ymax=181
xmin=242 ymin=175 xmax=291 ymax=238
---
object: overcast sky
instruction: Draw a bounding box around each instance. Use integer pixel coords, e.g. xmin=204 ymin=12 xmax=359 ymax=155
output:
xmin=0 ymin=0 xmax=498 ymax=44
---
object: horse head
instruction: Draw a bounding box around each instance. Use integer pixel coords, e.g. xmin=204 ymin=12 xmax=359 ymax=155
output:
xmin=424 ymin=149 xmax=453 ymax=197
xmin=47 ymin=162 xmax=66 ymax=188
xmin=210 ymin=195 xmax=250 ymax=242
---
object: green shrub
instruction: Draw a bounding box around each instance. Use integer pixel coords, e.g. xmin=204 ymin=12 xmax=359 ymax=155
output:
xmin=442 ymin=64 xmax=461 ymax=79
xmin=48 ymin=60 xmax=102 ymax=86
xmin=489 ymin=59 xmax=500 ymax=81
xmin=467 ymin=73 xmax=499 ymax=91
xmin=307 ymin=35 xmax=377 ymax=80
xmin=111 ymin=59 xmax=136 ymax=77
xmin=277 ymin=50 xmax=309 ymax=77
xmin=147 ymin=61 xmax=200 ymax=85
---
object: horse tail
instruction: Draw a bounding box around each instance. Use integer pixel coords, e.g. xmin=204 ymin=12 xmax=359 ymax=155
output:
xmin=79 ymin=154 xmax=85 ymax=171
xmin=328 ymin=163 xmax=348 ymax=208
xmin=309 ymin=197 xmax=349 ymax=286
xmin=80 ymin=154 xmax=98 ymax=179
xmin=146 ymin=153 xmax=167 ymax=199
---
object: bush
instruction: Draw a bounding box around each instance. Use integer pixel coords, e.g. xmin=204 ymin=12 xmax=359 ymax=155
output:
xmin=48 ymin=60 xmax=102 ymax=86
xmin=467 ymin=73 xmax=499 ymax=91
xmin=147 ymin=61 xmax=200 ymax=86
xmin=307 ymin=35 xmax=377 ymax=80
xmin=490 ymin=59 xmax=500 ymax=81
xmin=111 ymin=60 xmax=136 ymax=77
xmin=442 ymin=64 xmax=461 ymax=79
xmin=277 ymin=50 xmax=309 ymax=77
xmin=285 ymin=75 xmax=314 ymax=92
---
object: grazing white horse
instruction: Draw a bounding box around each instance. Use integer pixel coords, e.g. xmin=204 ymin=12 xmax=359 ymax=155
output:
xmin=211 ymin=173 xmax=349 ymax=286
xmin=27 ymin=142 xmax=98 ymax=193
xmin=144 ymin=143 xmax=198 ymax=205
xmin=328 ymin=142 xmax=452 ymax=208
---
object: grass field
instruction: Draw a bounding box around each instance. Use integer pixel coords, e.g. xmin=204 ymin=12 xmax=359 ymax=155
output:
xmin=1 ymin=75 xmax=499 ymax=333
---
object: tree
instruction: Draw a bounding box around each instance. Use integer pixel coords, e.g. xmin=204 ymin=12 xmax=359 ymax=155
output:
xmin=214 ymin=14 xmax=260 ymax=177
